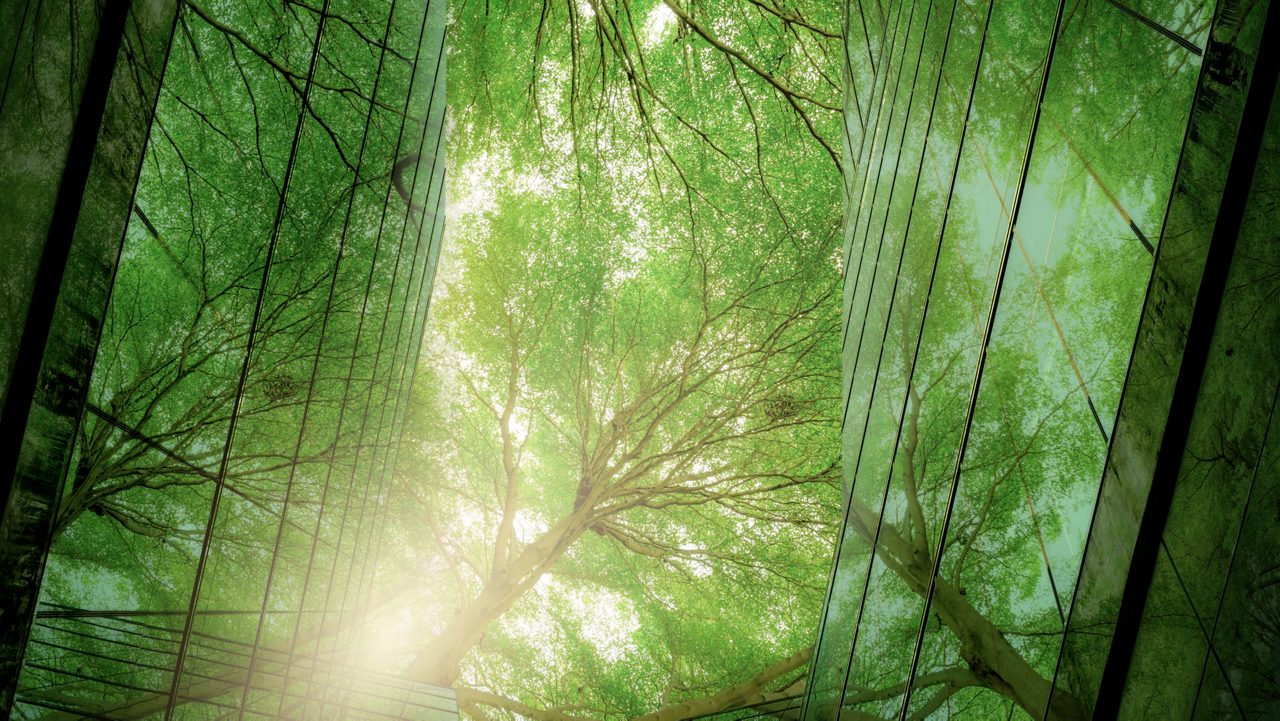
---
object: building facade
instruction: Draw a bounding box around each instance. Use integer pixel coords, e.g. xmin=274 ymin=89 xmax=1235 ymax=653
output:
xmin=803 ymin=0 xmax=1280 ymax=718
xmin=0 ymin=0 xmax=451 ymax=717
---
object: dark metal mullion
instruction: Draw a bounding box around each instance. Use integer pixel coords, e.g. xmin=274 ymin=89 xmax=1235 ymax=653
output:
xmin=1102 ymin=0 xmax=1203 ymax=56
xmin=1091 ymin=3 xmax=1280 ymax=710
xmin=0 ymin=1 xmax=150 ymax=705
xmin=0 ymin=0 xmax=129 ymax=497
xmin=898 ymin=0 xmax=1069 ymax=716
xmin=162 ymin=3 xmax=333 ymax=717
xmin=2 ymin=0 xmax=181 ymax=706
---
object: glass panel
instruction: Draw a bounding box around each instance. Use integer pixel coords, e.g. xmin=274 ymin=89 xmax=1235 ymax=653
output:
xmin=846 ymin=0 xmax=1060 ymax=717
xmin=905 ymin=0 xmax=1205 ymax=716
xmin=1190 ymin=656 xmax=1247 ymax=721
xmin=42 ymin=422 xmax=214 ymax=611
xmin=1124 ymin=0 xmax=1214 ymax=49
xmin=1046 ymin=1 xmax=1271 ymax=714
xmin=842 ymin=0 xmax=945 ymax=499
xmin=1116 ymin=548 xmax=1208 ymax=719
xmin=1128 ymin=69 xmax=1280 ymax=720
xmin=12 ymin=0 xmax=447 ymax=714
xmin=1194 ymin=416 xmax=1280 ymax=718
xmin=803 ymin=2 xmax=916 ymax=717
xmin=841 ymin=1 xmax=913 ymax=349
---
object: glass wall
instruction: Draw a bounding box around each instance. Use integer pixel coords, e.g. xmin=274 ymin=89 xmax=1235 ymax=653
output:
xmin=3 ymin=0 xmax=450 ymax=716
xmin=1111 ymin=31 xmax=1280 ymax=721
xmin=0 ymin=0 xmax=179 ymax=700
xmin=804 ymin=0 xmax=1277 ymax=718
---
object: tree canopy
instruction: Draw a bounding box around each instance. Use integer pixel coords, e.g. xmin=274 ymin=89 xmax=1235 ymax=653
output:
xmin=388 ymin=0 xmax=847 ymax=716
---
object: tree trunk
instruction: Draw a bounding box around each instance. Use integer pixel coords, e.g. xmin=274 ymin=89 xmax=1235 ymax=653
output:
xmin=848 ymin=500 xmax=1089 ymax=721
xmin=403 ymin=509 xmax=594 ymax=685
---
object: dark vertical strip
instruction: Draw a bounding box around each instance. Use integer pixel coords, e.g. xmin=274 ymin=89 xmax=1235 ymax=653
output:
xmin=1091 ymin=2 xmax=1280 ymax=716
xmin=0 ymin=0 xmax=127 ymax=512
xmin=1042 ymin=1 xmax=1251 ymax=712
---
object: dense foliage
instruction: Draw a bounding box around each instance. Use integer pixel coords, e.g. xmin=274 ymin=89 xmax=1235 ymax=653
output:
xmin=386 ymin=0 xmax=847 ymax=717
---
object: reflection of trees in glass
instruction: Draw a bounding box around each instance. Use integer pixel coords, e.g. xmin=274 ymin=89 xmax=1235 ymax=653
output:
xmin=58 ymin=228 xmax=333 ymax=541
xmin=39 ymin=0 xmax=433 ymax=580
xmin=19 ymin=0 xmax=444 ymax=714
xmin=811 ymin=0 xmax=1210 ymax=718
xmin=18 ymin=0 xmax=1263 ymax=717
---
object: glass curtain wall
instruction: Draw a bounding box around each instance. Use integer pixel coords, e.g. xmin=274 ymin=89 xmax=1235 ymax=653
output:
xmin=803 ymin=0 xmax=1278 ymax=719
xmin=1101 ymin=17 xmax=1280 ymax=721
xmin=0 ymin=0 xmax=182 ymax=701
xmin=2 ymin=0 xmax=451 ymax=717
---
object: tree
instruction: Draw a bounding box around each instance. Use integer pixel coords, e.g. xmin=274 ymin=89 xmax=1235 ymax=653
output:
xmin=19 ymin=0 xmax=846 ymax=718
xmin=379 ymin=0 xmax=848 ymax=716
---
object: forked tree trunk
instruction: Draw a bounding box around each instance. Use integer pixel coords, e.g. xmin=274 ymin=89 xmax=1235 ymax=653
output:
xmin=403 ymin=509 xmax=595 ymax=685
